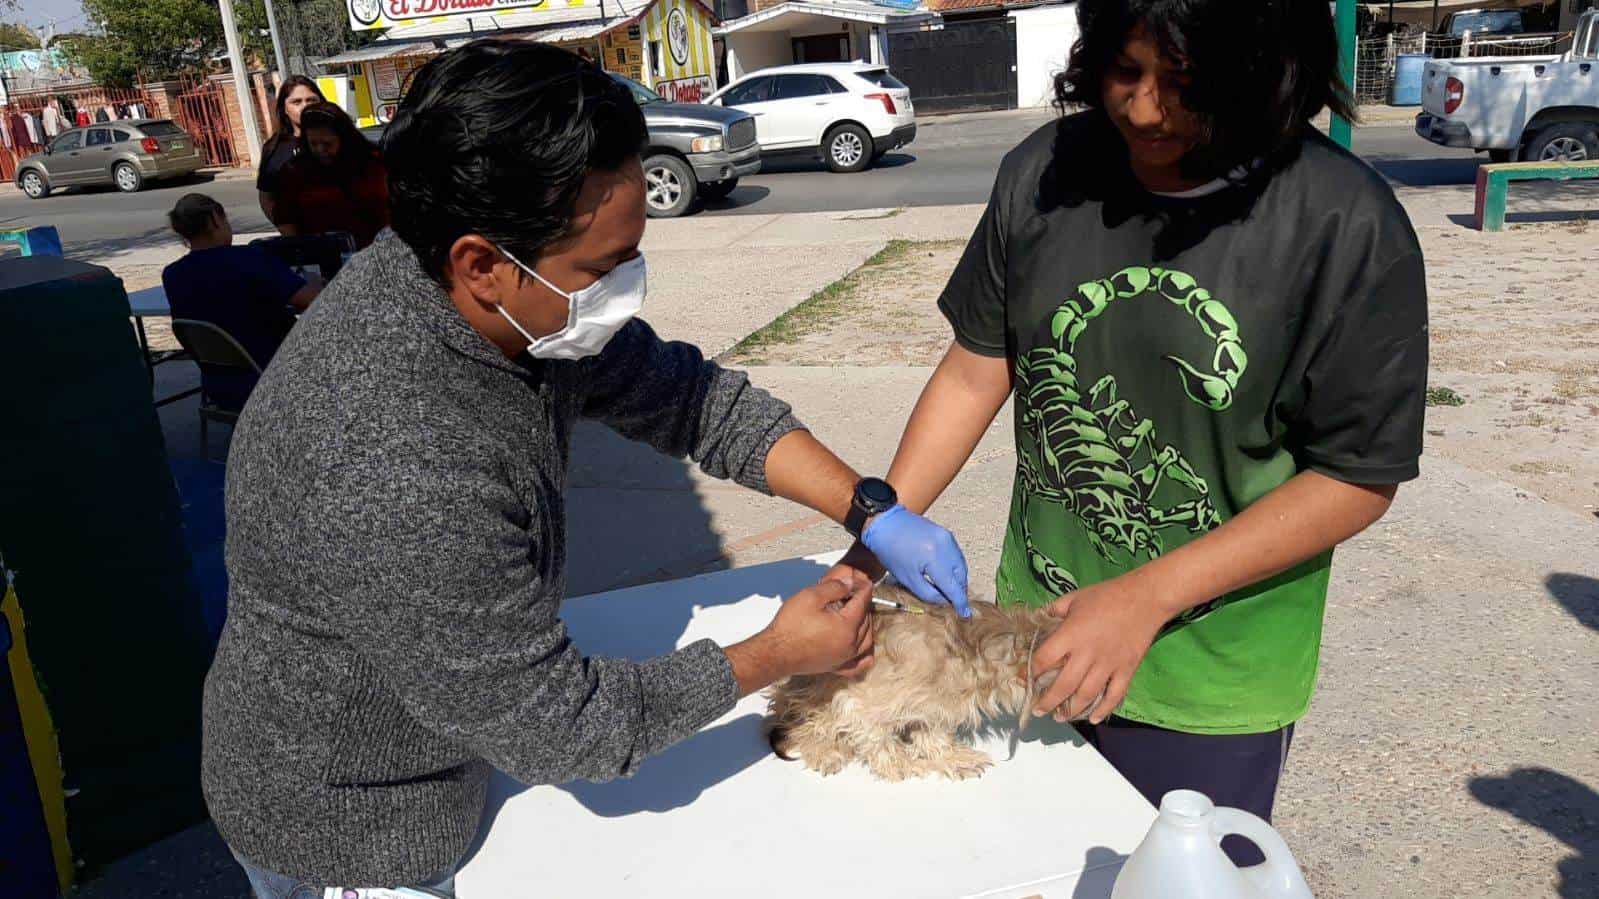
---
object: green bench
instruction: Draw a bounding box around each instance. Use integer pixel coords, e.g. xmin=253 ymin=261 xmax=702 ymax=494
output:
xmin=1474 ymin=160 xmax=1599 ymax=232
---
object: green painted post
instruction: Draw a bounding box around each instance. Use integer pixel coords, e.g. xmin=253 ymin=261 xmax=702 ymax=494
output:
xmin=1332 ymin=0 xmax=1356 ymax=149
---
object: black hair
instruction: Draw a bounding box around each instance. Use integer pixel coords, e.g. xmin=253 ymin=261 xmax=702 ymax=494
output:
xmin=297 ymin=102 xmax=381 ymax=175
xmin=383 ymin=40 xmax=647 ymax=285
xmin=263 ymin=75 xmax=326 ymax=156
xmin=1056 ymin=0 xmax=1355 ymax=180
xmin=168 ymin=193 xmax=225 ymax=241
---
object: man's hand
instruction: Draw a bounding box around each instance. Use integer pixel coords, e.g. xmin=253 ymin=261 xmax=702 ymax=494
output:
xmin=728 ymin=572 xmax=875 ymax=695
xmin=1028 ymin=575 xmax=1168 ymax=725
xmin=860 ymin=505 xmax=971 ymax=617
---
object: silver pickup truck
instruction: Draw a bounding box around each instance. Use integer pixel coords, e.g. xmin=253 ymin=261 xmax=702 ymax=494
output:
xmin=1415 ymin=8 xmax=1598 ymax=162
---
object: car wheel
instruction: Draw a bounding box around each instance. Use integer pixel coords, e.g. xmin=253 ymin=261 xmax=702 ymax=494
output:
xmin=113 ymin=162 xmax=143 ymax=193
xmin=1525 ymin=123 xmax=1598 ymax=163
xmin=19 ymin=169 xmax=49 ymax=199
xmin=1487 ymin=148 xmax=1515 ymax=163
xmin=699 ymin=178 xmax=738 ymax=202
xmin=643 ymin=154 xmax=697 ymax=218
xmin=823 ymin=124 xmax=872 ymax=174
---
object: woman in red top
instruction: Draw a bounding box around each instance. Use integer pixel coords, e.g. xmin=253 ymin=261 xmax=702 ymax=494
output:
xmin=274 ymin=103 xmax=391 ymax=250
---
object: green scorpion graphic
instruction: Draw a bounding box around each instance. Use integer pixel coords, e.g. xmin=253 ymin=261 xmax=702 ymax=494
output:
xmin=1015 ymin=266 xmax=1247 ymax=596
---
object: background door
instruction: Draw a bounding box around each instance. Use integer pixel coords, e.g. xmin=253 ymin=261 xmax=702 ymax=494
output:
xmin=793 ymin=33 xmax=849 ymax=63
xmin=888 ymin=18 xmax=1018 ymax=114
xmin=768 ymin=73 xmax=847 ymax=147
xmin=719 ymin=75 xmax=782 ymax=147
xmin=44 ymin=132 xmax=91 ymax=185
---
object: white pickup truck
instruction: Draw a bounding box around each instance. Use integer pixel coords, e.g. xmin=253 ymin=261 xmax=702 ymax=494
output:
xmin=1415 ymin=8 xmax=1598 ymax=162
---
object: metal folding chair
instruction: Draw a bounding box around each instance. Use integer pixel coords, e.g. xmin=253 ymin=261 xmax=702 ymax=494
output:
xmin=168 ymin=319 xmax=262 ymax=460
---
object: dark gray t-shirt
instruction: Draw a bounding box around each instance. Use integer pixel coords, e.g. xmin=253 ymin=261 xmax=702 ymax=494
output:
xmin=939 ymin=112 xmax=1428 ymax=733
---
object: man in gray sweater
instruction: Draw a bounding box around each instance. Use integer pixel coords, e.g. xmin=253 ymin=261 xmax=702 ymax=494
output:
xmin=204 ymin=41 xmax=974 ymax=898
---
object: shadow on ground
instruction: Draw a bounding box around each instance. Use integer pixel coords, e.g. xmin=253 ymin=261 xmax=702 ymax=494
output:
xmin=1546 ymin=573 xmax=1599 ymax=632
xmin=1469 ymin=767 xmax=1599 ymax=898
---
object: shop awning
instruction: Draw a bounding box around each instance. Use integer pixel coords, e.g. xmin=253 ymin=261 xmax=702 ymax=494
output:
xmin=317 ymin=42 xmax=456 ymax=66
xmin=716 ymin=0 xmax=937 ymax=34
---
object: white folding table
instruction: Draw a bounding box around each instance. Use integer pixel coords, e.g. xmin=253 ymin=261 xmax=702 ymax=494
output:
xmin=457 ymin=553 xmax=1156 ymax=898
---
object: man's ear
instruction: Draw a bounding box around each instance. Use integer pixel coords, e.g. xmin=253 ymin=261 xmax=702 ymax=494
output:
xmin=446 ymin=234 xmax=506 ymax=308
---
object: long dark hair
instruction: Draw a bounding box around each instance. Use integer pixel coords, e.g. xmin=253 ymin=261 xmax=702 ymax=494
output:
xmin=264 ymin=75 xmax=326 ymax=155
xmin=1056 ymin=0 xmax=1356 ymax=181
xmin=298 ymin=102 xmax=381 ymax=175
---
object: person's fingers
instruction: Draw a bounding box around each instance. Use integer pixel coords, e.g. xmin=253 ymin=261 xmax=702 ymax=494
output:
xmin=1034 ymin=652 xmax=1090 ymax=717
xmin=836 ymin=649 xmax=874 ymax=678
xmin=1069 ymin=668 xmax=1112 ymax=722
xmin=799 ymin=578 xmax=852 ymax=610
xmin=1029 ymin=625 xmax=1073 ymax=680
xmin=837 ymin=579 xmax=872 ymax=626
xmin=1090 ymin=670 xmax=1133 ymax=726
xmin=897 ymin=564 xmax=948 ymax=606
xmin=930 ymin=561 xmax=972 ymax=618
xmin=1045 ymin=594 xmax=1075 ymax=619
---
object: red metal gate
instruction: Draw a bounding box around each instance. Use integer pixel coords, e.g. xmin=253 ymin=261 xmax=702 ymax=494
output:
xmin=170 ymin=79 xmax=237 ymax=168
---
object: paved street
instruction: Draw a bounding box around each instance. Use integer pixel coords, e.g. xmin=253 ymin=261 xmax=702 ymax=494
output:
xmin=0 ymin=110 xmax=1479 ymax=256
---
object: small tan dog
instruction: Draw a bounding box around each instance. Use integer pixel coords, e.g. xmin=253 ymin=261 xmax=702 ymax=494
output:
xmin=765 ymin=584 xmax=1057 ymax=781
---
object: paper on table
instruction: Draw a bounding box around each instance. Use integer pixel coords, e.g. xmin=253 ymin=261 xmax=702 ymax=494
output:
xmin=456 ymin=553 xmax=1155 ymax=899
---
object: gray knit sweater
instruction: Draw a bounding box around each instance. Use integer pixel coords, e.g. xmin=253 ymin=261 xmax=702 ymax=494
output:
xmin=202 ymin=233 xmax=803 ymax=884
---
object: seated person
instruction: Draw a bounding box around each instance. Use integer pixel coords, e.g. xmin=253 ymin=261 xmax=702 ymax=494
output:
xmin=161 ymin=194 xmax=320 ymax=411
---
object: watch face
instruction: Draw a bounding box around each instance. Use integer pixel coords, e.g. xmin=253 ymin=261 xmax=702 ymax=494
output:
xmin=859 ymin=477 xmax=896 ymax=507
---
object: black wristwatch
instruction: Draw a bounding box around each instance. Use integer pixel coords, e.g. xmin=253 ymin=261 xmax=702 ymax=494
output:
xmin=845 ymin=477 xmax=898 ymax=539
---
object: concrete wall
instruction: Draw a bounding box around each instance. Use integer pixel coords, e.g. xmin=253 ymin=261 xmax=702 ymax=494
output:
xmin=1011 ymin=3 xmax=1078 ymax=108
xmin=726 ymin=32 xmax=792 ymax=79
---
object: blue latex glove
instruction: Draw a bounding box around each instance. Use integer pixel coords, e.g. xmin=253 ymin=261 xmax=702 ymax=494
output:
xmin=861 ymin=504 xmax=971 ymax=617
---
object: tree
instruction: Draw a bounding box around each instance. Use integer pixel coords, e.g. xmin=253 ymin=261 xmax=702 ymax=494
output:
xmin=0 ymin=22 xmax=39 ymax=52
xmin=65 ymin=0 xmax=372 ymax=86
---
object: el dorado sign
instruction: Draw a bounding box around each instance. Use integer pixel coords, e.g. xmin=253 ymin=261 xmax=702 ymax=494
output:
xmin=348 ymin=0 xmax=595 ymax=31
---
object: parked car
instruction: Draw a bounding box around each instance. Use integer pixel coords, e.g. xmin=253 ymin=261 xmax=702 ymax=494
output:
xmin=610 ymin=73 xmax=762 ymax=218
xmin=1416 ymin=9 xmax=1599 ymax=162
xmin=15 ymin=119 xmax=206 ymax=199
xmin=706 ymin=63 xmax=917 ymax=174
xmin=1429 ymin=8 xmax=1535 ymax=58
xmin=359 ymin=77 xmax=760 ymax=219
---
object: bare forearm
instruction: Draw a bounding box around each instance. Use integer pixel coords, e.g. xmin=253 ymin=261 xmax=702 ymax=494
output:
xmin=763 ymin=429 xmax=859 ymax=525
xmin=886 ymin=342 xmax=1012 ymax=514
xmin=1133 ymin=470 xmax=1398 ymax=620
xmin=725 ymin=634 xmax=787 ymax=698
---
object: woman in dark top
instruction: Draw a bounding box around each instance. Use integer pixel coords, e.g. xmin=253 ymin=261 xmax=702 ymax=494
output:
xmin=274 ymin=103 xmax=391 ymax=250
xmin=836 ymin=0 xmax=1428 ymax=864
xmin=258 ymin=76 xmax=326 ymax=224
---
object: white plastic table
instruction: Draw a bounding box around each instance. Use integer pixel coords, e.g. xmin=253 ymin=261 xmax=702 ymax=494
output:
xmin=457 ymin=553 xmax=1157 ymax=899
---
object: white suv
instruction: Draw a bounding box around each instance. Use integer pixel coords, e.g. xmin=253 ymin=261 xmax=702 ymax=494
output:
xmin=706 ymin=63 xmax=916 ymax=173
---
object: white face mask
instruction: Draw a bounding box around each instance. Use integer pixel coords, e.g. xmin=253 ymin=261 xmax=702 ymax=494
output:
xmin=493 ymin=246 xmax=647 ymax=360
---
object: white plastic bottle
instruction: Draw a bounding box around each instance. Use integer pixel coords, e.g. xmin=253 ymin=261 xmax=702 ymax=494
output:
xmin=1110 ymin=790 xmax=1314 ymax=899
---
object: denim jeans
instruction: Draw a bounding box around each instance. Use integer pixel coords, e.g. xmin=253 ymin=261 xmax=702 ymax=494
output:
xmin=233 ymin=851 xmax=458 ymax=899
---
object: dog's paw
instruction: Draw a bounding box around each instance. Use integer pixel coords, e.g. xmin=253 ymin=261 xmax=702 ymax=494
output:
xmin=939 ymin=747 xmax=994 ymax=781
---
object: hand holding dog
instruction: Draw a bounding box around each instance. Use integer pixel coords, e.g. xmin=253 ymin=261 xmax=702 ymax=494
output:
xmin=1028 ymin=574 xmax=1168 ymax=725
xmin=861 ymin=505 xmax=972 ymax=617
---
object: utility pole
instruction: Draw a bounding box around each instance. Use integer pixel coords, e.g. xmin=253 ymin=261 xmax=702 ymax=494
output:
xmin=263 ymin=0 xmax=290 ymax=79
xmin=1331 ymin=0 xmax=1356 ymax=149
xmin=218 ymin=0 xmax=263 ymax=168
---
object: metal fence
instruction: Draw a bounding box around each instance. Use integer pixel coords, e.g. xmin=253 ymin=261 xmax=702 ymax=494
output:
xmin=1352 ymin=30 xmax=1575 ymax=104
xmin=0 ymin=85 xmax=155 ymax=182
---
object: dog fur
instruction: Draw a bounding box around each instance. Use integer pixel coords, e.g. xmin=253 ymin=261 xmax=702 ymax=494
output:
xmin=765 ymin=584 xmax=1057 ymax=781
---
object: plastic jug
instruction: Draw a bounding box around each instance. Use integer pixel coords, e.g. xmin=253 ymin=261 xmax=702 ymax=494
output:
xmin=1110 ymin=789 xmax=1314 ymax=899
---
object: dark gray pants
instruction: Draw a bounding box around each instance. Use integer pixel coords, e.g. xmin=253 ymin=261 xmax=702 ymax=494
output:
xmin=1081 ymin=716 xmax=1295 ymax=867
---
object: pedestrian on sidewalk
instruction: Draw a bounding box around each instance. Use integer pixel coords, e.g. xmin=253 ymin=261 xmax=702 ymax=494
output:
xmin=161 ymin=194 xmax=320 ymax=412
xmin=257 ymin=75 xmax=327 ymax=225
xmin=203 ymin=41 xmax=971 ymax=899
xmin=837 ymin=0 xmax=1429 ymax=863
xmin=273 ymin=102 xmax=390 ymax=250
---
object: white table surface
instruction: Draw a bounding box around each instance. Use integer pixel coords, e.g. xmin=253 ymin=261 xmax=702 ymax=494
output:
xmin=127 ymin=285 xmax=169 ymax=317
xmin=456 ymin=553 xmax=1156 ymax=899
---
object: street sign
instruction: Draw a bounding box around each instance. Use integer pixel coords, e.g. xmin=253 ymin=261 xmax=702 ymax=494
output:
xmin=348 ymin=0 xmax=598 ymax=33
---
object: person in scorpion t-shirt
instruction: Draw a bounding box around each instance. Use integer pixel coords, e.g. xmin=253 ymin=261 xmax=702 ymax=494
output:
xmin=834 ymin=0 xmax=1428 ymax=864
